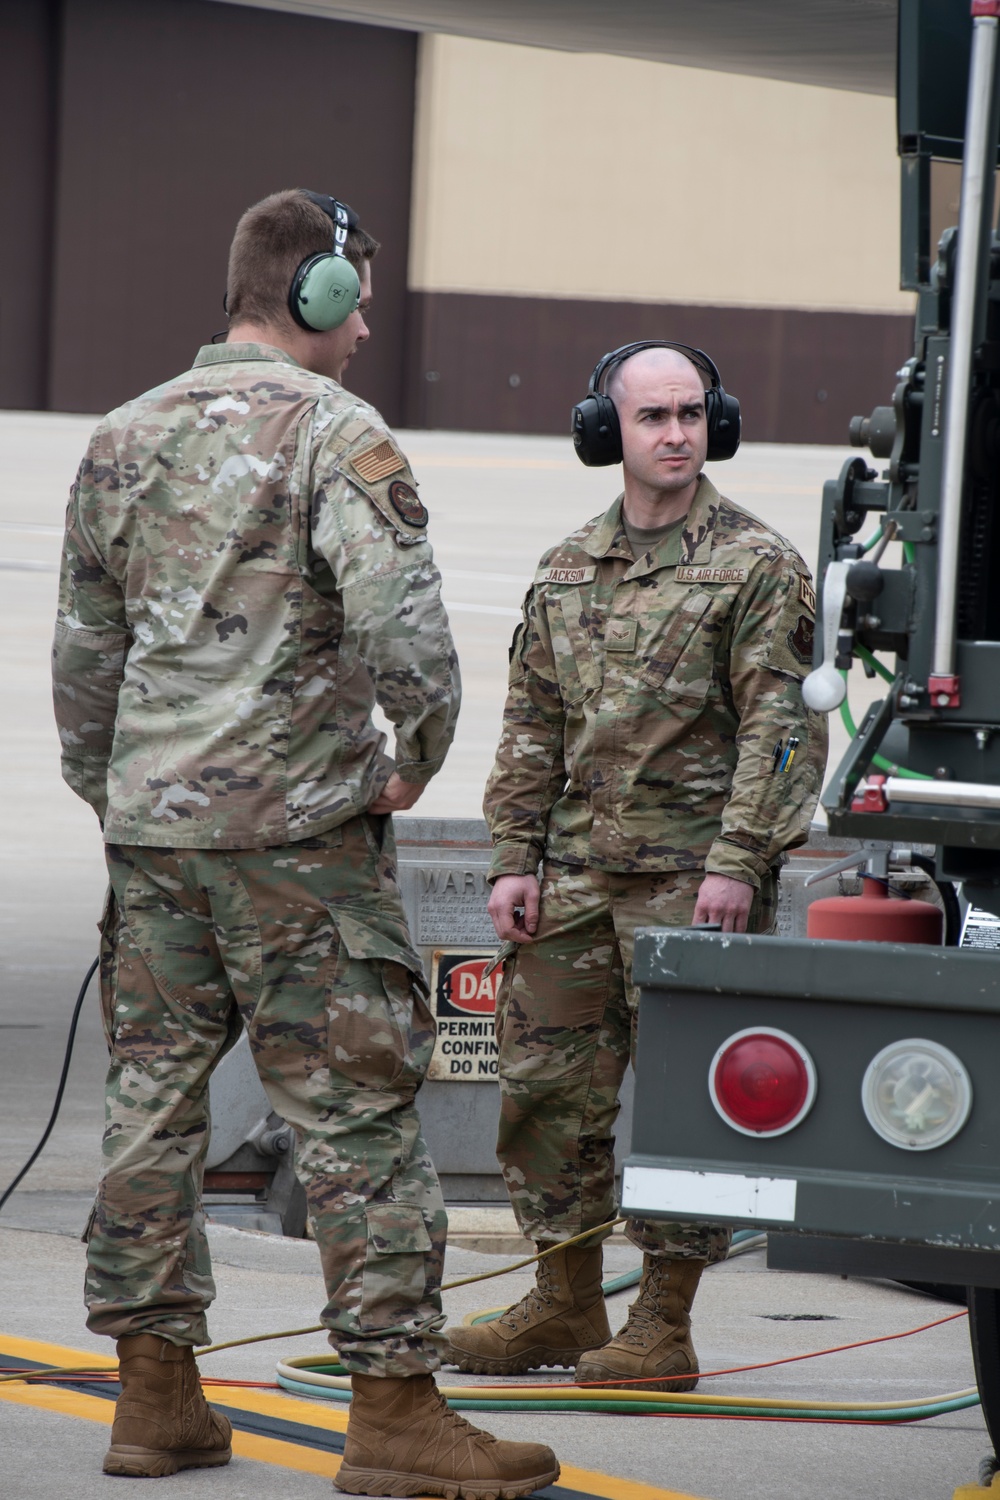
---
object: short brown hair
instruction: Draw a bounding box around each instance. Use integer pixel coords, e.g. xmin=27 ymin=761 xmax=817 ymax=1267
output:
xmin=226 ymin=188 xmax=379 ymax=329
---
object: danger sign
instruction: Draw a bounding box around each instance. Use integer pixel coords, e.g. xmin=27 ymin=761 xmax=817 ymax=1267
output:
xmin=428 ymin=949 xmax=502 ymax=1081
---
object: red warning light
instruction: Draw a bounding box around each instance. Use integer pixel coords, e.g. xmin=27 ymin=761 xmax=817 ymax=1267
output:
xmin=709 ymin=1028 xmax=817 ymax=1137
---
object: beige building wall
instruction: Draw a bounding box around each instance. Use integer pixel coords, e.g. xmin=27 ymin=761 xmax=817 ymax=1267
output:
xmin=410 ymin=34 xmax=912 ymax=315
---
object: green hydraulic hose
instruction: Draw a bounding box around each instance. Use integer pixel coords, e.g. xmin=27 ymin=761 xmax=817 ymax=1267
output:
xmin=273 ymin=1361 xmax=980 ymax=1422
xmin=838 ymin=654 xmax=932 ymax=781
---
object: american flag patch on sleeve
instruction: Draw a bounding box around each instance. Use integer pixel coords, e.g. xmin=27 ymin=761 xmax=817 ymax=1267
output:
xmin=352 ymin=439 xmax=406 ymax=483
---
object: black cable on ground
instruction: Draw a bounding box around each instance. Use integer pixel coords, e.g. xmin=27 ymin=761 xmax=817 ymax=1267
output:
xmin=0 ymin=956 xmax=98 ymax=1213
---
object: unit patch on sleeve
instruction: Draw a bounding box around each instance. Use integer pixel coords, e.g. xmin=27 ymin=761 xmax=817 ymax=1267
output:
xmin=388 ymin=479 xmax=429 ymax=528
xmin=675 ymin=565 xmax=749 ymax=585
xmin=537 ymin=566 xmax=597 ymax=585
xmin=352 ymin=438 xmax=407 ymax=484
xmin=787 ymin=614 xmax=815 ymax=665
xmin=799 ymin=575 xmax=817 ymax=614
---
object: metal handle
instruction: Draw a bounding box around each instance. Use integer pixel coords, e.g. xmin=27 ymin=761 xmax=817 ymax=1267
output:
xmin=802 ymin=561 xmax=850 ymax=712
xmin=931 ymin=11 xmax=1000 ymax=694
xmin=886 ymin=776 xmax=1000 ymax=810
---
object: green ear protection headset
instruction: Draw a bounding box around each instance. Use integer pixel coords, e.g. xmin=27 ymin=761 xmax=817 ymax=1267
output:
xmin=288 ymin=190 xmax=361 ymax=332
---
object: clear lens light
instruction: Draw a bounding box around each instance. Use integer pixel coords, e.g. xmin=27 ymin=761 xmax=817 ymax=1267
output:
xmin=862 ymin=1039 xmax=972 ymax=1151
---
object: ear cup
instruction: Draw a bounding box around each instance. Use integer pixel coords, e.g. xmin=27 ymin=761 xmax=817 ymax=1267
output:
xmin=290 ymin=252 xmax=360 ymax=331
xmin=705 ymin=388 xmax=742 ymax=461
xmin=571 ymin=392 xmax=623 ymax=466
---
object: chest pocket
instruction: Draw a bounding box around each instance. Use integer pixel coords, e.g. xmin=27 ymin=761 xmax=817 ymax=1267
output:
xmin=637 ymin=587 xmax=727 ymax=709
xmin=543 ymin=586 xmax=604 ymax=705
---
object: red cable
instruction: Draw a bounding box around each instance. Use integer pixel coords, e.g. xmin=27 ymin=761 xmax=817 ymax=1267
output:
xmin=470 ymin=1308 xmax=970 ymax=1391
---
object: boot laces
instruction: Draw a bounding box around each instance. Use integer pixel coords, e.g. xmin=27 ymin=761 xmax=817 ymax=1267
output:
xmin=496 ymin=1256 xmax=557 ymax=1329
xmin=617 ymin=1261 xmax=677 ymax=1348
xmin=427 ymin=1380 xmax=498 ymax=1448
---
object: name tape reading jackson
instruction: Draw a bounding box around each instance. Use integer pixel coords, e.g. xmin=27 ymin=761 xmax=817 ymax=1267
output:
xmin=537 ymin=566 xmax=597 ymax=586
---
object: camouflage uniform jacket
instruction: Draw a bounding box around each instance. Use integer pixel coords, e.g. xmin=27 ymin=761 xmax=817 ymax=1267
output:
xmin=53 ymin=342 xmax=460 ymax=848
xmin=484 ymin=476 xmax=826 ymax=887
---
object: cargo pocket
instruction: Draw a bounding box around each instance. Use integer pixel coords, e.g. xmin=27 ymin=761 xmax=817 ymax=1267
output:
xmin=97 ymin=885 xmax=119 ymax=1053
xmin=360 ymin=1201 xmax=433 ymax=1332
xmin=325 ymin=909 xmax=434 ymax=1092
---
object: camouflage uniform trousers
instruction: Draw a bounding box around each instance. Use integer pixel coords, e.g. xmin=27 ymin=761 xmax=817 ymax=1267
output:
xmin=494 ymin=861 xmax=778 ymax=1262
xmin=86 ymin=813 xmax=447 ymax=1376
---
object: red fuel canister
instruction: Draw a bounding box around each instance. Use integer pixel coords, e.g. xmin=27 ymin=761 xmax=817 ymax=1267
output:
xmin=806 ymin=877 xmax=943 ymax=944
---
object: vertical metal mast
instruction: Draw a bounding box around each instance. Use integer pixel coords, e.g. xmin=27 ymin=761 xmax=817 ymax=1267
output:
xmin=929 ymin=1 xmax=1000 ymax=708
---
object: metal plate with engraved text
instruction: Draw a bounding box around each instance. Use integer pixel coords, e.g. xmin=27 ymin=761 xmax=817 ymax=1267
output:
xmin=415 ymin=863 xmax=498 ymax=945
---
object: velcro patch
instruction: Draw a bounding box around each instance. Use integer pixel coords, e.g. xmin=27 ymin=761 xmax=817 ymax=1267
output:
xmin=799 ymin=574 xmax=817 ymax=613
xmin=388 ymin=480 xmax=428 ymax=528
xmin=605 ymin=618 xmax=638 ymax=652
xmin=352 ymin=439 xmax=406 ymax=484
xmin=675 ymin=565 xmax=748 ymax=585
xmin=787 ymin=614 xmax=815 ymax=665
xmin=538 ymin=566 xmax=597 ymax=585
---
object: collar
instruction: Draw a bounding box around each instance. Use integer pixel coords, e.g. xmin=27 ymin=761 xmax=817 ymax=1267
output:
xmin=580 ymin=475 xmax=723 ymax=577
xmin=191 ymin=342 xmax=305 ymax=370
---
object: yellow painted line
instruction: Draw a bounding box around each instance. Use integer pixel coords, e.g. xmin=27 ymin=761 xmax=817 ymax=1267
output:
xmin=0 ymin=1332 xmax=117 ymax=1369
xmin=0 ymin=1381 xmax=114 ymax=1424
xmin=0 ymin=1334 xmax=709 ymax=1500
xmin=0 ymin=1378 xmax=341 ymax=1479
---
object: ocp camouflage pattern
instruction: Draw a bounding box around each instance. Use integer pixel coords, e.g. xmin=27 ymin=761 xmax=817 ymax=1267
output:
xmin=485 ymin=477 xmax=827 ymax=888
xmin=53 ymin=342 xmax=460 ymax=846
xmin=492 ymin=861 xmax=778 ymax=1257
xmin=86 ymin=816 xmax=447 ymax=1373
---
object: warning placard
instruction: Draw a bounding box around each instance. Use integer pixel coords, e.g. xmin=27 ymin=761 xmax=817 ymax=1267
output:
xmin=428 ymin=948 xmax=502 ymax=1081
xmin=960 ymin=905 xmax=1000 ymax=950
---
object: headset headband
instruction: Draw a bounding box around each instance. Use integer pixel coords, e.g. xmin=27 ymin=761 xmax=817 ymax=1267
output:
xmin=589 ymin=340 xmax=722 ymax=397
xmin=301 ymin=190 xmax=359 ymax=254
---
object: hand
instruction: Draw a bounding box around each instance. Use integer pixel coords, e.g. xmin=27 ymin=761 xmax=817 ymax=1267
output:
xmin=488 ymin=874 xmax=541 ymax=943
xmin=692 ymin=873 xmax=755 ymax=934
xmin=368 ymin=773 xmax=425 ymax=815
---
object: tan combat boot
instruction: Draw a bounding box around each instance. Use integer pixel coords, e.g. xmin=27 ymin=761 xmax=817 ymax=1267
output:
xmin=102 ymin=1333 xmax=232 ymax=1477
xmin=336 ymin=1373 xmax=559 ymax=1499
xmin=444 ymin=1241 xmax=611 ymax=1375
xmin=575 ymin=1256 xmax=706 ymax=1392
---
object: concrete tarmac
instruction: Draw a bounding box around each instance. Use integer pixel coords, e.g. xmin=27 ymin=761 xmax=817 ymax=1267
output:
xmin=0 ymin=414 xmax=974 ymax=1500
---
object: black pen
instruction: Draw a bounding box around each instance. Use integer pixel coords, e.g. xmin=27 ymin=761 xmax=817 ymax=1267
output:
xmin=770 ymin=740 xmax=784 ymax=774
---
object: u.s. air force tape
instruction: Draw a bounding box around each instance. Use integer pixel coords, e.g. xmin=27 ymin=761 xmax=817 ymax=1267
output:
xmin=675 ymin=565 xmax=749 ymax=584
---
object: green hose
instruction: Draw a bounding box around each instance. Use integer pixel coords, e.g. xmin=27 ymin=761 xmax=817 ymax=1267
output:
xmin=838 ymin=655 xmax=932 ymax=781
xmin=272 ymin=1364 xmax=981 ymax=1422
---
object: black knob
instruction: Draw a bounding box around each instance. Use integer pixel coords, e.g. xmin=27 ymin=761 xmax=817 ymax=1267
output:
xmin=846 ymin=560 xmax=884 ymax=602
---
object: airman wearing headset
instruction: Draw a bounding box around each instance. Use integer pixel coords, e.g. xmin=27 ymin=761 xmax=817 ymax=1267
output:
xmin=53 ymin=187 xmax=558 ymax=1498
xmin=446 ymin=343 xmax=827 ymax=1391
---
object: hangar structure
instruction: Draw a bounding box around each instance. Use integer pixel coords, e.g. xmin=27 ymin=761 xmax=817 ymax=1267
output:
xmin=2 ymin=0 xmax=908 ymax=442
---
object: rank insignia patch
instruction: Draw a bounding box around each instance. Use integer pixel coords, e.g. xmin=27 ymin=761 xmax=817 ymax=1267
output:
xmin=353 ymin=439 xmax=406 ymax=484
xmin=787 ymin=613 xmax=815 ymax=665
xmin=388 ymin=480 xmax=429 ymax=527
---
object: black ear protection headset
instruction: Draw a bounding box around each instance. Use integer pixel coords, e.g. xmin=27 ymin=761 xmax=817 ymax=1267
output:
xmin=571 ymin=340 xmax=741 ymax=466
xmin=287 ymin=190 xmax=362 ymax=332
